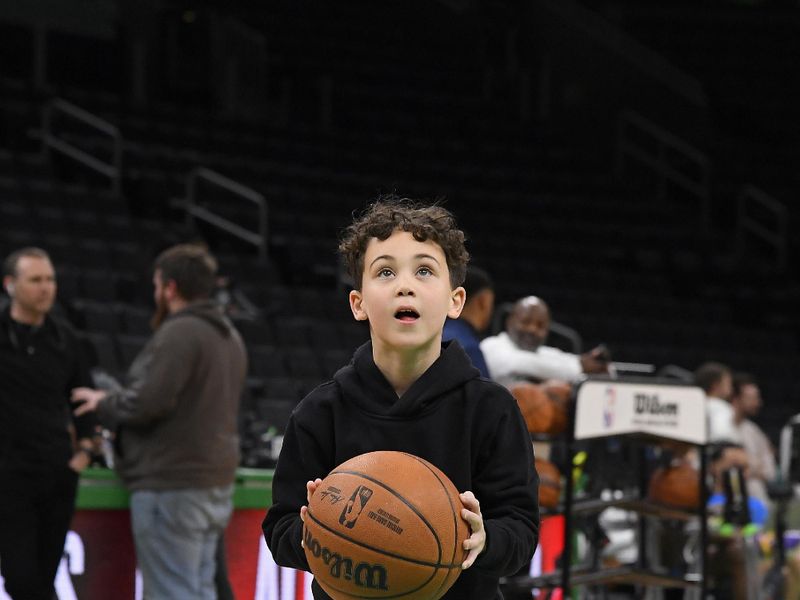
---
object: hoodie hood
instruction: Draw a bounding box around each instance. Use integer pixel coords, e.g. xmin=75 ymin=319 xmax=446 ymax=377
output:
xmin=167 ymin=299 xmax=232 ymax=337
xmin=333 ymin=340 xmax=480 ymax=418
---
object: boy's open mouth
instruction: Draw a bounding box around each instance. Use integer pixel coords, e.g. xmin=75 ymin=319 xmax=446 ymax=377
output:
xmin=394 ymin=309 xmax=420 ymax=322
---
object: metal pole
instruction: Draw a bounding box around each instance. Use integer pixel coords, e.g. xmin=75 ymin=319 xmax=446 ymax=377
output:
xmin=132 ymin=40 xmax=147 ymax=108
xmin=186 ymin=169 xmax=198 ymax=228
xmin=111 ymin=129 xmax=123 ymax=197
xmin=537 ymin=53 xmax=551 ymax=121
xmin=33 ymin=24 xmax=47 ymax=90
xmin=699 ymin=446 xmax=707 ymax=599
xmin=41 ymin=101 xmax=52 ymax=162
xmin=560 ymin=385 xmax=579 ymax=595
xmin=258 ymin=201 xmax=268 ymax=262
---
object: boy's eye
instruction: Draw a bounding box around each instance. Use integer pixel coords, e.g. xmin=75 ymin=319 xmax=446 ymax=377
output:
xmin=417 ymin=267 xmax=432 ymax=277
xmin=377 ymin=268 xmax=394 ymax=278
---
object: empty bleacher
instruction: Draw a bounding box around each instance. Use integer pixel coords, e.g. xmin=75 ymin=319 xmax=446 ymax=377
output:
xmin=1 ymin=0 xmax=798 ymax=461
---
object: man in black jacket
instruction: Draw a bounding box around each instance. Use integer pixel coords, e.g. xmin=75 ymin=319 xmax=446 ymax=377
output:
xmin=263 ymin=199 xmax=539 ymax=599
xmin=0 ymin=247 xmax=95 ymax=600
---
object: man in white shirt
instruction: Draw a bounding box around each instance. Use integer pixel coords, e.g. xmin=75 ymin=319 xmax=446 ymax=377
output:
xmin=479 ymin=296 xmax=609 ymax=387
xmin=730 ymin=372 xmax=776 ymax=507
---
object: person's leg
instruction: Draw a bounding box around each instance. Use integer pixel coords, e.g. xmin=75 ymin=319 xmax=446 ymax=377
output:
xmin=0 ymin=471 xmax=51 ymax=600
xmin=34 ymin=467 xmax=79 ymax=594
xmin=214 ymin=535 xmax=235 ymax=600
xmin=198 ymin=529 xmax=222 ymax=600
xmin=199 ymin=485 xmax=234 ymax=600
xmin=130 ymin=487 xmax=232 ymax=600
xmin=131 ymin=489 xmax=204 ymax=599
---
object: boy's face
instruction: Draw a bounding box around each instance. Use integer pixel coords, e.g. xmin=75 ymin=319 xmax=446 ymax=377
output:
xmin=349 ymin=230 xmax=465 ymax=354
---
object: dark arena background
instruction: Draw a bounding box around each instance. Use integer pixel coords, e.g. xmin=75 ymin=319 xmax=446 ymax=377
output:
xmin=1 ymin=0 xmax=800 ymax=598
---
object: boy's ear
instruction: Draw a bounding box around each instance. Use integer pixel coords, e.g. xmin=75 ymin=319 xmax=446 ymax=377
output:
xmin=349 ymin=289 xmax=368 ymax=321
xmin=448 ymin=286 xmax=466 ymax=319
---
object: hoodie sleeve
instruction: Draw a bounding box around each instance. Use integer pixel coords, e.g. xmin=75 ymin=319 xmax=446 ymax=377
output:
xmin=262 ymin=388 xmax=337 ymax=571
xmin=97 ymin=319 xmax=198 ymax=428
xmin=470 ymin=385 xmax=540 ymax=576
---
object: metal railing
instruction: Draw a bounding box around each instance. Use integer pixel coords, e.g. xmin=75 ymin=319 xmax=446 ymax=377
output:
xmin=182 ymin=167 xmax=269 ymax=261
xmin=616 ymin=110 xmax=711 ymax=224
xmin=737 ymin=185 xmax=787 ymax=270
xmin=537 ymin=0 xmax=707 ymax=110
xmin=41 ymin=98 xmax=123 ymax=195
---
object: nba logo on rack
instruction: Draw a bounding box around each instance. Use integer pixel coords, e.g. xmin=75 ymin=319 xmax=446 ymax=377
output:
xmin=339 ymin=486 xmax=373 ymax=529
xmin=603 ymin=386 xmax=616 ymax=428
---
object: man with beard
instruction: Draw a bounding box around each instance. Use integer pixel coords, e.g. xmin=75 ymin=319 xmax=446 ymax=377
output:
xmin=0 ymin=247 xmax=96 ymax=600
xmin=72 ymin=244 xmax=247 ymax=599
xmin=480 ymin=295 xmax=609 ymax=387
xmin=730 ymin=372 xmax=775 ymax=508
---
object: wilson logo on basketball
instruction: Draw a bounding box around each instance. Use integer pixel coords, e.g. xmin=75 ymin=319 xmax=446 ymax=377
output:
xmin=339 ymin=485 xmax=373 ymax=529
xmin=303 ymin=527 xmax=389 ymax=591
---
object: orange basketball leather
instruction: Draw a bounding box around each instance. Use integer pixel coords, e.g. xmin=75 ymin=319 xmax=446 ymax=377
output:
xmin=535 ymin=457 xmax=562 ymax=509
xmin=647 ymin=461 xmax=700 ymax=509
xmin=511 ymin=382 xmax=570 ymax=435
xmin=304 ymin=451 xmax=468 ymax=599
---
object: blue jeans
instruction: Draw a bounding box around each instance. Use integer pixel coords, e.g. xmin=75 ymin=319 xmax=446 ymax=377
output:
xmin=130 ymin=485 xmax=234 ymax=600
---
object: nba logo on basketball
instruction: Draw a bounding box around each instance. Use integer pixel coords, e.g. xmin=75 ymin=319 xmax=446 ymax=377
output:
xmin=339 ymin=486 xmax=374 ymax=529
xmin=603 ymin=387 xmax=616 ymax=428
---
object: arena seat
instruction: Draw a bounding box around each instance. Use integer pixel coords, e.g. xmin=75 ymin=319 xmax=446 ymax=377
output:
xmin=248 ymin=345 xmax=289 ymax=379
xmin=0 ymin=0 xmax=797 ymax=454
xmin=75 ymin=300 xmax=120 ymax=334
xmin=116 ymin=334 xmax=149 ymax=368
xmin=82 ymin=332 xmax=121 ymax=376
xmin=284 ymin=347 xmax=325 ymax=379
xmin=234 ymin=319 xmax=275 ymax=346
xmin=262 ymin=377 xmax=303 ymax=402
xmin=115 ymin=306 xmax=148 ymax=336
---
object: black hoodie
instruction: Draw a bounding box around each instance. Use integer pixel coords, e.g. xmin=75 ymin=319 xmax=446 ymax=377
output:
xmin=263 ymin=341 xmax=539 ymax=600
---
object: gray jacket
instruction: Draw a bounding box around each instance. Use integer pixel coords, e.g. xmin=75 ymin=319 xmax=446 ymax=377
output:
xmin=98 ymin=300 xmax=247 ymax=491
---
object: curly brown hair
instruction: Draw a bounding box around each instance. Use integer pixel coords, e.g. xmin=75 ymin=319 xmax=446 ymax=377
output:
xmin=339 ymin=196 xmax=469 ymax=290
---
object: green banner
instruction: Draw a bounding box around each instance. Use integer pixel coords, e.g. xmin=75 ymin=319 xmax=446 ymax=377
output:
xmin=76 ymin=467 xmax=274 ymax=509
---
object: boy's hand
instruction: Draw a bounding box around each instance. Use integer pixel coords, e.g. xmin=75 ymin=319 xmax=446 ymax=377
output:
xmin=300 ymin=478 xmax=323 ymax=547
xmin=460 ymin=491 xmax=486 ymax=569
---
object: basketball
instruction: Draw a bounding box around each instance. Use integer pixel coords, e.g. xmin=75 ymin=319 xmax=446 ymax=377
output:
xmin=303 ymin=451 xmax=469 ymax=599
xmin=510 ymin=382 xmax=570 ymax=435
xmin=647 ymin=461 xmax=700 ymax=509
xmin=535 ymin=457 xmax=562 ymax=509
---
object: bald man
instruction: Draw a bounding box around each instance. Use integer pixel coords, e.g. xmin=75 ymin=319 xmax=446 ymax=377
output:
xmin=480 ymin=296 xmax=609 ymax=386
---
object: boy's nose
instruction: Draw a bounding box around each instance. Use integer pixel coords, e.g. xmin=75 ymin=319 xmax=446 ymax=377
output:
xmin=396 ymin=282 xmax=415 ymax=296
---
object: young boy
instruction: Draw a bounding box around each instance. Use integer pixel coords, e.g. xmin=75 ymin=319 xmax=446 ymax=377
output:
xmin=263 ymin=198 xmax=540 ymax=599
